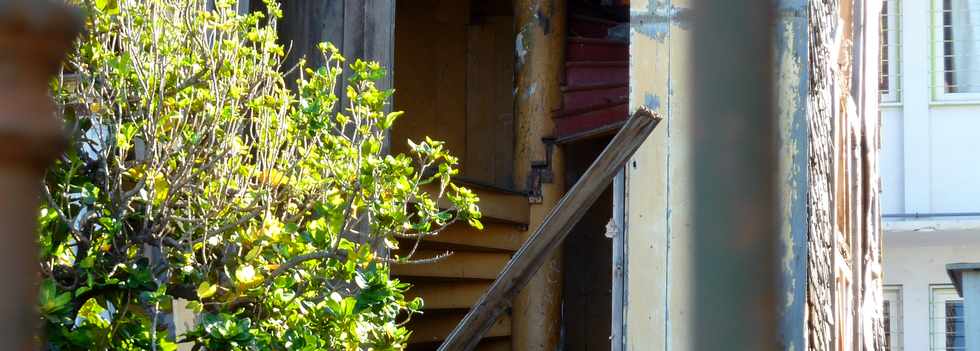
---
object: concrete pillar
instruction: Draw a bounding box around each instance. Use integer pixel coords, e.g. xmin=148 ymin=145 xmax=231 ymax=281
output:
xmin=0 ymin=1 xmax=80 ymax=347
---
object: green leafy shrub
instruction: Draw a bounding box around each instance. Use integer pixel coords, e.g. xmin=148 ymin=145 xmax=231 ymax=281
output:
xmin=39 ymin=0 xmax=481 ymax=349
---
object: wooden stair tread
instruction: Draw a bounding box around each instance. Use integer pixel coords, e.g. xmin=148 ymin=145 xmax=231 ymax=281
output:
xmin=421 ymin=182 xmax=530 ymax=226
xmin=408 ymin=310 xmax=511 ymax=344
xmin=406 ymin=337 xmax=511 ymax=351
xmin=405 ymin=280 xmax=491 ymax=310
xmin=392 ymin=251 xmax=510 ymax=279
xmin=568 ymin=36 xmax=627 ymax=45
xmin=420 ymin=221 xmax=523 ymax=251
xmin=566 ymin=60 xmax=628 ymax=68
xmin=561 ymin=82 xmax=627 ymax=93
xmin=554 ymin=103 xmax=629 ymax=138
xmin=554 ymin=97 xmax=629 ymax=118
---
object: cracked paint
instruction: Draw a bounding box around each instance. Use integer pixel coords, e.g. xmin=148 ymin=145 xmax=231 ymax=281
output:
xmin=773 ymin=3 xmax=809 ymax=351
xmin=630 ymin=1 xmax=692 ymax=42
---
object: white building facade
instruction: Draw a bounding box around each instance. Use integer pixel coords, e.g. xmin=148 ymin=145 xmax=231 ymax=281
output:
xmin=881 ymin=0 xmax=980 ymax=349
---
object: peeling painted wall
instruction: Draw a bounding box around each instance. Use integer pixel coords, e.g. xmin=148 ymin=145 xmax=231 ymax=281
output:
xmin=628 ymin=0 xmax=808 ymax=348
xmin=626 ymin=1 xmax=691 ymax=350
xmin=774 ymin=1 xmax=810 ymax=350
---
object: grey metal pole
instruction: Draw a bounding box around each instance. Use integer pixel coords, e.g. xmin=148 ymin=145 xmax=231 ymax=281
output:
xmin=690 ymin=0 xmax=778 ymax=350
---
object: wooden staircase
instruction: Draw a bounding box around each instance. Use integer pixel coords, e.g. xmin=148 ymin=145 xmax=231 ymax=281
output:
xmin=555 ymin=15 xmax=630 ymax=142
xmin=393 ymin=180 xmax=530 ymax=350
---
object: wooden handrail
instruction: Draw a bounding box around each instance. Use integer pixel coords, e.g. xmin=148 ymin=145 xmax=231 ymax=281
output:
xmin=438 ymin=107 xmax=662 ymax=351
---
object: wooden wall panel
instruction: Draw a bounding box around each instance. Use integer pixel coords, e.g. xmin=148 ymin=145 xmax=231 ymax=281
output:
xmin=466 ymin=17 xmax=516 ymax=188
xmin=390 ymin=0 xmax=469 ymax=162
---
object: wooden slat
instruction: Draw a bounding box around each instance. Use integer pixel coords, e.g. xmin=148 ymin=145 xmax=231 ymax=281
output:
xmin=392 ymin=251 xmax=510 ymax=279
xmin=406 ymin=281 xmax=491 ymax=310
xmin=438 ymin=108 xmax=662 ymax=351
xmin=423 ymin=222 xmax=524 ymax=251
xmin=421 ymin=183 xmax=530 ymax=226
xmin=409 ymin=312 xmax=511 ymax=344
xmin=474 ymin=339 xmax=511 ymax=351
xmin=465 ymin=17 xmax=516 ymax=189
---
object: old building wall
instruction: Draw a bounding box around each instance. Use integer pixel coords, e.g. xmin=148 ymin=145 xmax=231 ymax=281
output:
xmin=806 ymin=0 xmax=884 ymax=350
xmin=627 ymin=0 xmax=884 ymax=350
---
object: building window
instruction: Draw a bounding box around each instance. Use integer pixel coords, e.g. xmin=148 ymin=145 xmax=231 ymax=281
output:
xmin=931 ymin=286 xmax=965 ymax=351
xmin=884 ymin=286 xmax=903 ymax=351
xmin=881 ymin=0 xmax=901 ymax=102
xmin=935 ymin=0 xmax=980 ymax=100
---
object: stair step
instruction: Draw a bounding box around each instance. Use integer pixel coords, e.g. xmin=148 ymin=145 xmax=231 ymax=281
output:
xmin=408 ymin=310 xmax=511 ymax=344
xmin=567 ymin=37 xmax=628 ymax=62
xmin=557 ymin=87 xmax=629 ymax=116
xmin=392 ymin=251 xmax=510 ymax=279
xmin=407 ymin=338 xmax=511 ymax=351
xmin=565 ymin=61 xmax=628 ymax=88
xmin=422 ymin=181 xmax=530 ymax=226
xmin=568 ymin=14 xmax=621 ymax=38
xmin=397 ymin=221 xmax=524 ymax=253
xmin=406 ymin=280 xmax=491 ymax=310
xmin=474 ymin=339 xmax=512 ymax=351
xmin=554 ymin=103 xmax=629 ymax=138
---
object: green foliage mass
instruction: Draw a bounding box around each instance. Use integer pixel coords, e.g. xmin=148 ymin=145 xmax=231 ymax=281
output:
xmin=38 ymin=0 xmax=481 ymax=349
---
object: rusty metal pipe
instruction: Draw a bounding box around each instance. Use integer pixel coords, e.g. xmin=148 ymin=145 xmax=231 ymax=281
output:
xmin=0 ymin=0 xmax=80 ymax=347
xmin=690 ymin=0 xmax=778 ymax=350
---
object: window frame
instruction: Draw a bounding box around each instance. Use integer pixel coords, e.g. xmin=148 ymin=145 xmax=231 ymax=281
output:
xmin=884 ymin=285 xmax=904 ymax=351
xmin=881 ymin=0 xmax=903 ymax=103
xmin=930 ymin=285 xmax=965 ymax=351
xmin=932 ymin=0 xmax=980 ymax=102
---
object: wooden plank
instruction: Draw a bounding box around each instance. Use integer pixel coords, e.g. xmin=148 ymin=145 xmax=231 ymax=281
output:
xmin=423 ymin=222 xmax=524 ymax=252
xmin=391 ymin=251 xmax=510 ymax=280
xmin=438 ymin=108 xmax=661 ymax=351
xmin=421 ymin=182 xmax=530 ymax=225
xmin=278 ymin=0 xmax=345 ymax=78
xmin=465 ymin=16 xmax=516 ymax=189
xmin=406 ymin=281 xmax=492 ymax=310
xmin=390 ymin=0 xmax=468 ymax=167
xmin=474 ymin=339 xmax=511 ymax=351
xmin=410 ymin=312 xmax=511 ymax=344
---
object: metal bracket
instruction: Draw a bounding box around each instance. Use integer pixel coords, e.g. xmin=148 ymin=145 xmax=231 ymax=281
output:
xmin=527 ymin=137 xmax=556 ymax=204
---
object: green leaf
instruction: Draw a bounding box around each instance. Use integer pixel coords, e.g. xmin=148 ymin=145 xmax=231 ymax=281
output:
xmin=95 ymin=0 xmax=120 ymax=15
xmin=197 ymin=281 xmax=218 ymax=299
xmin=235 ymin=265 xmax=264 ymax=287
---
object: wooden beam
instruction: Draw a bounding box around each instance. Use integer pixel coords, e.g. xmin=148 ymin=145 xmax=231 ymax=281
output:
xmin=406 ymin=281 xmax=492 ymax=310
xmin=420 ymin=222 xmax=524 ymax=252
xmin=421 ymin=183 xmax=530 ymax=225
xmin=409 ymin=312 xmax=511 ymax=344
xmin=391 ymin=251 xmax=510 ymax=280
xmin=437 ymin=108 xmax=661 ymax=351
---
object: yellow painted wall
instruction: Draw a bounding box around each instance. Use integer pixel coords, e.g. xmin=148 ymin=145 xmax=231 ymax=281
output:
xmin=626 ymin=0 xmax=693 ymax=350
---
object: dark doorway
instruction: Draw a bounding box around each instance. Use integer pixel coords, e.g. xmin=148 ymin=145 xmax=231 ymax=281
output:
xmin=561 ymin=136 xmax=616 ymax=351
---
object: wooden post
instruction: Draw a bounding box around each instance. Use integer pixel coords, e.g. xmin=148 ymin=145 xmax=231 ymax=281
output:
xmin=0 ymin=0 xmax=81 ymax=347
xmin=438 ymin=109 xmax=661 ymax=351
xmin=510 ymin=0 xmax=566 ymax=349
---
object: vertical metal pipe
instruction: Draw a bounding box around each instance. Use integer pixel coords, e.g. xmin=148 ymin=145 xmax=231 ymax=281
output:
xmin=690 ymin=1 xmax=777 ymax=350
xmin=0 ymin=0 xmax=81 ymax=347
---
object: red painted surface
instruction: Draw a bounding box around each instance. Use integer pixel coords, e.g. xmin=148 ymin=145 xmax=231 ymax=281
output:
xmin=565 ymin=61 xmax=628 ymax=88
xmin=556 ymin=15 xmax=629 ymax=140
xmin=555 ymin=103 xmax=629 ymax=137
xmin=567 ymin=15 xmax=619 ymax=38
xmin=567 ymin=38 xmax=628 ymax=62
xmin=559 ymin=85 xmax=628 ymax=114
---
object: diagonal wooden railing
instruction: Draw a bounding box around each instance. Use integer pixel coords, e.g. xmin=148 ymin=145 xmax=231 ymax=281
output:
xmin=438 ymin=107 xmax=662 ymax=351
